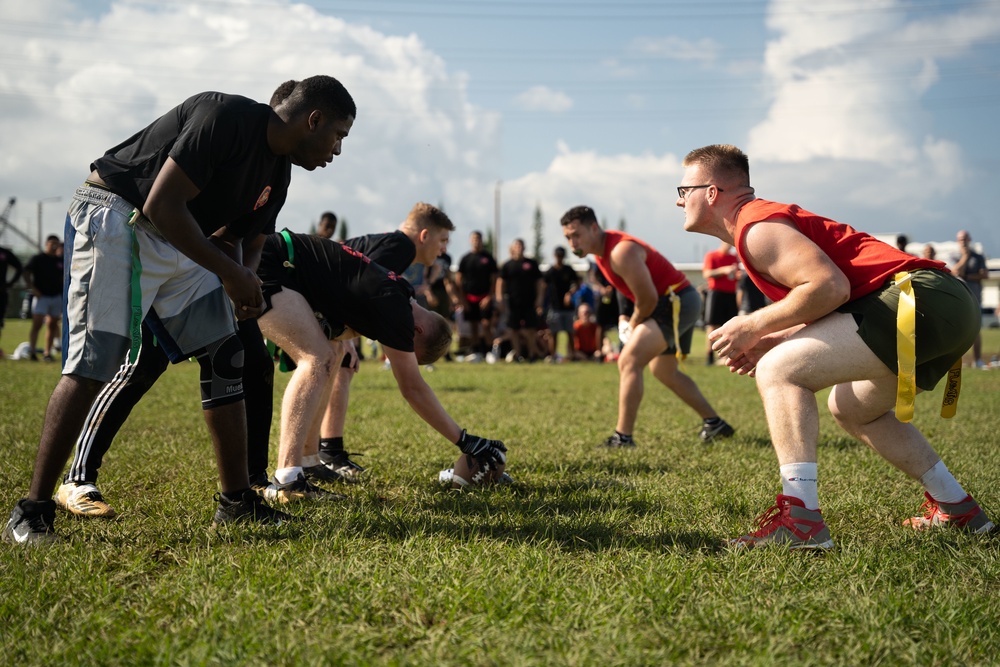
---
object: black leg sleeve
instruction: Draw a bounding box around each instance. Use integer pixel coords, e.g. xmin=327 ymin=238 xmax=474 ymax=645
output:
xmin=238 ymin=318 xmax=274 ymax=482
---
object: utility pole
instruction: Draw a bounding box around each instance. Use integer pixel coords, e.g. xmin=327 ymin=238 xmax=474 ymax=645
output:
xmin=37 ymin=196 xmax=62 ymax=251
xmin=493 ymin=180 xmax=502 ymax=262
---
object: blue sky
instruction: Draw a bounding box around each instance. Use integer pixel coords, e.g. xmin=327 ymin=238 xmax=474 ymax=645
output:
xmin=1 ymin=0 xmax=998 ymax=263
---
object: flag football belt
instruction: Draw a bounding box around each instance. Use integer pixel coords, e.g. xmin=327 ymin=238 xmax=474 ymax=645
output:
xmin=665 ymin=281 xmax=687 ymax=361
xmin=892 ymin=271 xmax=961 ymax=422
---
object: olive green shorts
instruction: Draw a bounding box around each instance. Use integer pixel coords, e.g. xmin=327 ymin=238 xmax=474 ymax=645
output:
xmin=837 ymin=269 xmax=979 ymax=390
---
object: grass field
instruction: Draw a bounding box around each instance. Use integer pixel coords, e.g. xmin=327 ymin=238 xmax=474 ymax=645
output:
xmin=2 ymin=319 xmax=999 ymax=666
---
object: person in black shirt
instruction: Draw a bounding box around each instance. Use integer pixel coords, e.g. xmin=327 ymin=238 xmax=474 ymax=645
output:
xmin=255 ymin=232 xmax=506 ymax=502
xmin=23 ymin=235 xmax=64 ymax=362
xmin=543 ymin=246 xmax=579 ymax=360
xmin=309 ymin=203 xmax=455 ymax=483
xmin=497 ymin=239 xmax=545 ymax=361
xmin=4 ymin=76 xmax=357 ymax=544
xmin=0 ymin=243 xmax=24 ymax=359
xmin=456 ymin=231 xmax=498 ymax=361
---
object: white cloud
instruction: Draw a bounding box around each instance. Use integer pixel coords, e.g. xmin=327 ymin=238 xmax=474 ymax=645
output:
xmin=514 ymin=86 xmax=573 ymax=113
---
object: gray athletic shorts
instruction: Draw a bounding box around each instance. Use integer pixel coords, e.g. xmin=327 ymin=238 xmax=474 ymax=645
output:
xmin=32 ymin=294 xmax=63 ymax=318
xmin=62 ymin=185 xmax=236 ymax=382
xmin=649 ymin=284 xmax=700 ymax=356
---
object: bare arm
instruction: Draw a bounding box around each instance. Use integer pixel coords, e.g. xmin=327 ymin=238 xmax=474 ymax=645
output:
xmin=384 ymin=345 xmax=463 ymax=443
xmin=143 ymin=157 xmax=262 ymax=318
xmin=709 ymin=220 xmax=850 ymax=368
xmin=609 ymin=240 xmax=657 ymax=330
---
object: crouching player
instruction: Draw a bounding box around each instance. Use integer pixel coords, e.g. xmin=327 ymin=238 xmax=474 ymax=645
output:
xmin=254 ymin=231 xmax=506 ymax=502
xmin=679 ymin=143 xmax=994 ymax=549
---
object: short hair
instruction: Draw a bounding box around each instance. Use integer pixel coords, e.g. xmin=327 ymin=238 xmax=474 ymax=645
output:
xmin=45 ymin=234 xmax=61 ymax=244
xmin=415 ymin=310 xmax=453 ymax=365
xmin=560 ymin=205 xmax=599 ymax=227
xmin=407 ymin=202 xmax=455 ymax=232
xmin=276 ymin=75 xmax=356 ymax=122
xmin=682 ymin=144 xmax=750 ymax=187
xmin=269 ymin=80 xmax=297 ymax=107
xmin=554 ymin=245 xmax=566 ymax=256
xmin=320 ymin=211 xmax=337 ymax=224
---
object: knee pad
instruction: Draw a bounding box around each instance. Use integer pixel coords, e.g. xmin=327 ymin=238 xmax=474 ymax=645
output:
xmin=195 ymin=334 xmax=244 ymax=409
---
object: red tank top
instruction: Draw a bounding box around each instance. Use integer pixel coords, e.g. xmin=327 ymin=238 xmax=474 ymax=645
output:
xmin=594 ymin=230 xmax=689 ymax=303
xmin=734 ymin=200 xmax=944 ymax=302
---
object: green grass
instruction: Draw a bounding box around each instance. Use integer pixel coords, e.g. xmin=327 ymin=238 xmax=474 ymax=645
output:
xmin=2 ymin=319 xmax=1000 ymax=666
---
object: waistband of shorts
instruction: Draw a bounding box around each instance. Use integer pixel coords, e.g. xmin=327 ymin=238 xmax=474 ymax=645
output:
xmin=73 ymin=184 xmax=162 ymax=238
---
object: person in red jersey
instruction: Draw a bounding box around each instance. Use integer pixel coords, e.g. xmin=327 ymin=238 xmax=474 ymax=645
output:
xmin=678 ymin=143 xmax=994 ymax=550
xmin=701 ymin=240 xmax=739 ymax=365
xmin=560 ymin=205 xmax=734 ymax=448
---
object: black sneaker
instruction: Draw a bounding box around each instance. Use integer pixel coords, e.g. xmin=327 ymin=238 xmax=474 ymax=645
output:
xmin=248 ymin=473 xmax=270 ymax=496
xmin=211 ymin=489 xmax=292 ymax=528
xmin=598 ymin=433 xmax=637 ymax=448
xmin=3 ymin=499 xmax=59 ymax=545
xmin=699 ymin=418 xmax=735 ymax=442
xmin=304 ymin=463 xmax=349 ymax=485
xmin=319 ymin=451 xmax=366 ymax=481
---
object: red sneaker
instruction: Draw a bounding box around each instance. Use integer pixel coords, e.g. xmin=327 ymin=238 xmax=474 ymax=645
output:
xmin=730 ymin=494 xmax=834 ymax=550
xmin=903 ymin=492 xmax=995 ymax=534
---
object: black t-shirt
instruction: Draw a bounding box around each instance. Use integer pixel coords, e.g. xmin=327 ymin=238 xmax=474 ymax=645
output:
xmin=458 ymin=251 xmax=497 ymax=296
xmin=428 ymin=252 xmax=452 ymax=289
xmin=501 ymin=257 xmax=542 ymax=309
xmin=93 ymin=92 xmax=290 ymax=239
xmin=344 ymin=231 xmax=416 ymax=275
xmin=25 ymin=253 xmax=64 ymax=296
xmin=0 ymin=246 xmax=23 ymax=291
xmin=258 ymin=233 xmax=415 ymax=353
xmin=544 ymin=263 xmax=578 ymax=312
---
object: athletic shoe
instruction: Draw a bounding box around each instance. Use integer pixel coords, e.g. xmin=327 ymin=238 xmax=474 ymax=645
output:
xmin=598 ymin=432 xmax=636 ymax=448
xmin=3 ymin=499 xmax=59 ymax=545
xmin=699 ymin=418 xmax=735 ymax=442
xmin=304 ymin=463 xmax=349 ymax=485
xmin=730 ymin=494 xmax=834 ymax=550
xmin=211 ymin=489 xmax=292 ymax=528
xmin=249 ymin=474 xmax=270 ymax=496
xmin=320 ymin=451 xmax=366 ymax=482
xmin=54 ymin=482 xmax=117 ymax=518
xmin=439 ymin=468 xmax=515 ymax=486
xmin=263 ymin=474 xmax=347 ymax=504
xmin=903 ymin=492 xmax=995 ymax=534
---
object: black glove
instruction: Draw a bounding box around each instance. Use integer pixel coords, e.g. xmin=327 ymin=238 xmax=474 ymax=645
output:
xmin=456 ymin=429 xmax=507 ymax=472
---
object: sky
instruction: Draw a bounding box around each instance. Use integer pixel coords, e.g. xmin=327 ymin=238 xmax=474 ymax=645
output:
xmin=1 ymin=0 xmax=998 ymax=264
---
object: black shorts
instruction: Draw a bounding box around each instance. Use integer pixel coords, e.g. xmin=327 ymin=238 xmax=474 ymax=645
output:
xmin=704 ymin=289 xmax=738 ymax=327
xmin=507 ymin=306 xmax=540 ymax=330
xmin=465 ymin=295 xmax=493 ymax=322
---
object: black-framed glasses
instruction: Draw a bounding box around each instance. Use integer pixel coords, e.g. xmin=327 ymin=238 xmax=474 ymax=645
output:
xmin=676 ymin=184 xmax=723 ymax=199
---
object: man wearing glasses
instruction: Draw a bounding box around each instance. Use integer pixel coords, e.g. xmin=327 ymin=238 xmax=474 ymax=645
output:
xmin=678 ymin=143 xmax=993 ymax=549
xmin=560 ymin=205 xmax=735 ymax=448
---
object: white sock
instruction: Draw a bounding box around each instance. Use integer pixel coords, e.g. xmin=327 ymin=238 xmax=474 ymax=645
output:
xmin=274 ymin=466 xmax=303 ymax=485
xmin=302 ymin=455 xmax=320 ymax=467
xmin=780 ymin=462 xmax=820 ymax=510
xmin=919 ymin=460 xmax=967 ymax=504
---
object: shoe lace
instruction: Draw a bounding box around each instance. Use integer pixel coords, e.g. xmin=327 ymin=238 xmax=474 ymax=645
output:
xmin=918 ymin=497 xmax=940 ymax=520
xmin=81 ymin=491 xmax=105 ymax=503
xmin=749 ymin=501 xmax=784 ymax=537
xmin=27 ymin=511 xmax=55 ymax=533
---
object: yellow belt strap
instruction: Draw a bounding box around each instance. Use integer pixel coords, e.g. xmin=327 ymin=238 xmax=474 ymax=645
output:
xmin=893 ymin=271 xmax=962 ymax=422
xmin=666 ymin=281 xmax=686 ymax=361
xmin=894 ymin=272 xmax=916 ymax=422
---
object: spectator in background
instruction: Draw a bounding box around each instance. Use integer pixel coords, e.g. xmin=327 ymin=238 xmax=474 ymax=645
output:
xmin=896 ymin=234 xmax=910 ymax=254
xmin=23 ymin=235 xmax=64 ymax=362
xmin=544 ymin=246 xmax=578 ymax=361
xmin=0 ymin=244 xmax=24 ymax=359
xmin=736 ymin=265 xmax=768 ymax=316
xmin=572 ymin=302 xmax=602 ymax=361
xmin=950 ymin=230 xmax=989 ymax=369
xmin=456 ymin=231 xmax=499 ymax=362
xmin=425 ymin=251 xmax=459 ymax=359
xmin=702 ymin=241 xmax=739 ymax=365
xmin=316 ymin=211 xmax=338 ymax=239
xmin=592 ymin=264 xmax=620 ymax=354
xmin=496 ymin=238 xmax=545 ymax=362
xmin=922 ymin=244 xmax=936 ymax=261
